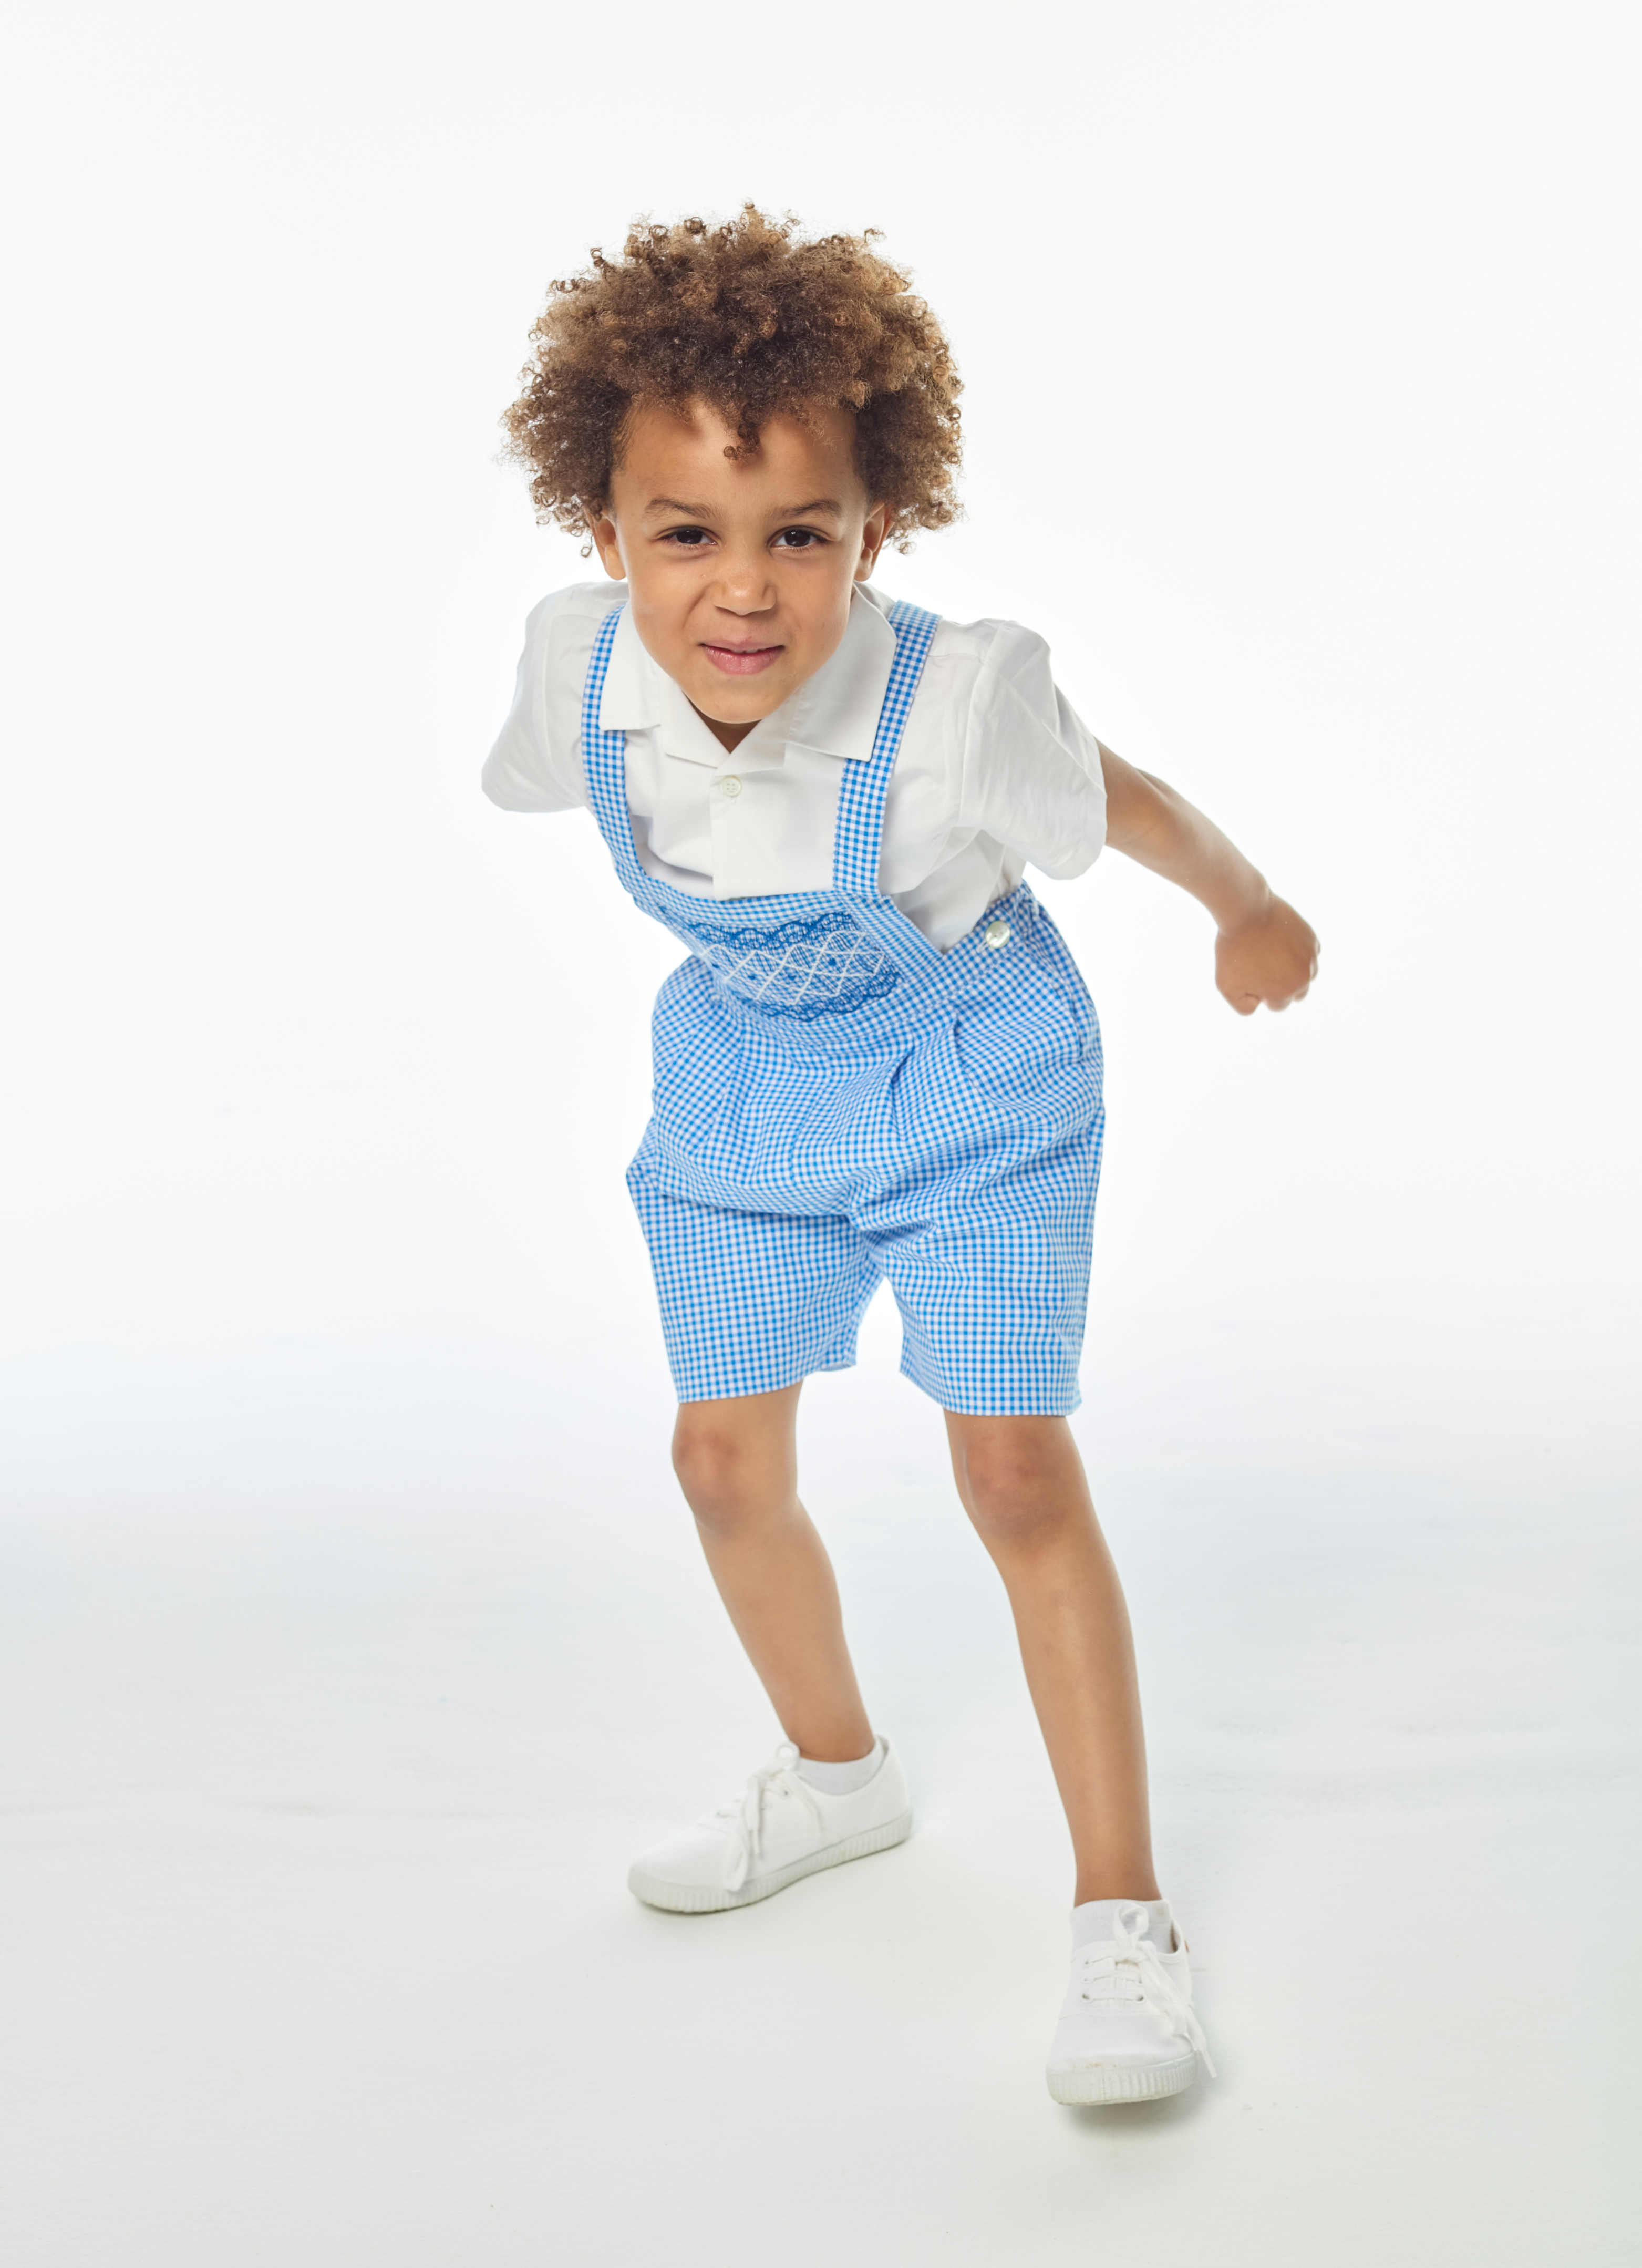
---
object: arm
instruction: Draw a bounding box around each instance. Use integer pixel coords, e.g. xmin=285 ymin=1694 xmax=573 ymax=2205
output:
xmin=1098 ymin=743 xmax=1319 ymax=1014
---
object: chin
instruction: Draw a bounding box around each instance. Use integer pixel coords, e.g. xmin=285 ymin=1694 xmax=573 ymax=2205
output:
xmin=689 ymin=681 xmax=785 ymax=726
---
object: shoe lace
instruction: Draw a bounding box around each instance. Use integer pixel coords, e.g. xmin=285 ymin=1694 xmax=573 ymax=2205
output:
xmin=713 ymin=1742 xmax=822 ymax=1892
xmin=1071 ymin=1901 xmax=1217 ymax=2076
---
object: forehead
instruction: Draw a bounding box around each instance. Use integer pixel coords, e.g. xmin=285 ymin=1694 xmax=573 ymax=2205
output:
xmin=612 ymin=397 xmax=862 ymax=503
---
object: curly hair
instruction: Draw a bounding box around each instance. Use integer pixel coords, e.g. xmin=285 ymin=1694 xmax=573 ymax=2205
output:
xmin=501 ymin=207 xmax=962 ymax=551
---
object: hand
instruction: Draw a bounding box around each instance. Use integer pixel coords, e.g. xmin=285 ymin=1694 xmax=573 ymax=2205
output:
xmin=1214 ymin=893 xmax=1319 ymax=1016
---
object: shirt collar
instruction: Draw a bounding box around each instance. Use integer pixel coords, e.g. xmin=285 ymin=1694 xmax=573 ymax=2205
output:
xmin=598 ymin=584 xmax=895 ymax=769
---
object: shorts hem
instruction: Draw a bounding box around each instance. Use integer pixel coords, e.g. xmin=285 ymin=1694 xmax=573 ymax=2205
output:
xmin=898 ymin=1349 xmax=1082 ymax=1417
xmin=669 ymin=1353 xmax=860 ymax=1405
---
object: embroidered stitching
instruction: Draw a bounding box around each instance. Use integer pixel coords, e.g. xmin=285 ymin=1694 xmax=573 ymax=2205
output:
xmin=669 ymin=907 xmax=902 ymax=1018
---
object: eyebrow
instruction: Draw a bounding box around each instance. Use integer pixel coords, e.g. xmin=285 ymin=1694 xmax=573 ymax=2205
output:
xmin=640 ymin=497 xmax=846 ymax=521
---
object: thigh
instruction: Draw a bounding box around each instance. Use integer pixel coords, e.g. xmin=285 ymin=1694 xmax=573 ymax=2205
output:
xmin=627 ymin=1158 xmax=882 ymax=1403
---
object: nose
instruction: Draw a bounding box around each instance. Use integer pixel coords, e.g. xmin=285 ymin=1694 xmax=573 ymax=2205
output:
xmin=711 ymin=546 xmax=776 ymax=615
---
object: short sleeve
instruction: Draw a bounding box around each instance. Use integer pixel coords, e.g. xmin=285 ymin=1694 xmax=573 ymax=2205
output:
xmin=957 ymin=622 xmax=1108 ymax=879
xmin=481 ymin=584 xmax=622 ymax=813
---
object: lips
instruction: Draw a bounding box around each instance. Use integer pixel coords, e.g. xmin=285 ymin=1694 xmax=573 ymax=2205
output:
xmin=702 ymin=642 xmax=783 ymax=677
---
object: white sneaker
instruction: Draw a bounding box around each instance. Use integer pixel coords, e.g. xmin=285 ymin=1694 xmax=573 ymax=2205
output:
xmin=628 ymin=1739 xmax=913 ymax=1913
xmin=1046 ymin=1900 xmax=1216 ymax=2105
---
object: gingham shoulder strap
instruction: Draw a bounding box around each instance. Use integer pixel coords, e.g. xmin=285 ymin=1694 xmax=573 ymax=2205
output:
xmin=831 ymin=600 xmax=941 ymax=899
xmin=580 ymin=600 xmax=642 ymax=890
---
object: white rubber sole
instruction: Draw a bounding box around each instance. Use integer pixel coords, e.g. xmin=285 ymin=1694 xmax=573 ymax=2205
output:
xmin=628 ymin=1809 xmax=914 ymax=1913
xmin=1047 ymin=2053 xmax=1201 ymax=2106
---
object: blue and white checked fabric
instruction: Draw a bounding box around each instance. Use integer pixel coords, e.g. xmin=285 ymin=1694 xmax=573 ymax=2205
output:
xmin=582 ymin=600 xmax=1105 ymax=1415
xmin=667 ymin=908 xmax=901 ymax=1019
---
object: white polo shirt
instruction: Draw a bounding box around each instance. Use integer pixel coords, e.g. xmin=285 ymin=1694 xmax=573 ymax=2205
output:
xmin=482 ymin=581 xmax=1108 ymax=950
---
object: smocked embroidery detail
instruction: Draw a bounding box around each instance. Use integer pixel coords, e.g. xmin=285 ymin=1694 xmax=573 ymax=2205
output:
xmin=668 ymin=908 xmax=901 ymax=1018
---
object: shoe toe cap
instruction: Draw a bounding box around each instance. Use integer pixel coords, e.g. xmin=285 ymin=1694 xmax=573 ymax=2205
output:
xmin=629 ymin=1823 xmax=736 ymax=1889
xmin=1049 ymin=2006 xmax=1196 ymax=2069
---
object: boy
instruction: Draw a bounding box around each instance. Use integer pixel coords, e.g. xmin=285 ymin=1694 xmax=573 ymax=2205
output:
xmin=485 ymin=209 xmax=1317 ymax=2104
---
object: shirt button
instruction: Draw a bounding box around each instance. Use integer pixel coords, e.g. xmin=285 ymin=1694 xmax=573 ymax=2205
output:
xmin=716 ymin=775 xmax=743 ymax=799
xmin=984 ymin=918 xmax=1012 ymax=949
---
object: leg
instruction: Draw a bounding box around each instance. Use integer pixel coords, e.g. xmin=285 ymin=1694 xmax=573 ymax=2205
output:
xmin=945 ymin=1411 xmax=1159 ymax=1905
xmin=673 ymin=1385 xmax=874 ymax=1764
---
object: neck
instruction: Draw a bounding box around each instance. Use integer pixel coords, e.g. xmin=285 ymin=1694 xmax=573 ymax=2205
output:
xmin=691 ymin=703 xmax=759 ymax=755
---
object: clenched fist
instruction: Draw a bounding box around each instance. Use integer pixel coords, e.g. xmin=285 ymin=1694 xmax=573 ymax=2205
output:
xmin=1214 ymin=894 xmax=1319 ymax=1015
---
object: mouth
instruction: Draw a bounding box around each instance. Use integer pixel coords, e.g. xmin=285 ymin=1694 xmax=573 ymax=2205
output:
xmin=701 ymin=642 xmax=784 ymax=677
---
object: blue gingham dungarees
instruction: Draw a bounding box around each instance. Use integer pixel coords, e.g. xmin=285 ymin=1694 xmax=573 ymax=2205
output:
xmin=582 ymin=599 xmax=1105 ymax=1415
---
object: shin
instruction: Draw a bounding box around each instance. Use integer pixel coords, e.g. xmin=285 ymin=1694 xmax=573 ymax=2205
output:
xmin=672 ymin=1387 xmax=873 ymax=1763
xmin=945 ymin=1412 xmax=1161 ymax=1904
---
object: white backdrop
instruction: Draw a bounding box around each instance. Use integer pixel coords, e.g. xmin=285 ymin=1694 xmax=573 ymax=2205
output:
xmin=2 ymin=10 xmax=1637 ymax=2263
xmin=3 ymin=0 xmax=1637 ymax=1342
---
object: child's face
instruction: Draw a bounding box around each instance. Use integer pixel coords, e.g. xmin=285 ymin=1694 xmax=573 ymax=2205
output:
xmin=591 ymin=399 xmax=892 ymax=737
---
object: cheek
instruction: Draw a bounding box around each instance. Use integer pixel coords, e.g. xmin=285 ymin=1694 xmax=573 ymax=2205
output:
xmin=806 ymin=580 xmax=856 ymax=662
xmin=626 ymin=589 xmax=698 ymax=679
xmin=633 ymin=560 xmax=709 ymax=620
xmin=783 ymin=555 xmax=855 ymax=632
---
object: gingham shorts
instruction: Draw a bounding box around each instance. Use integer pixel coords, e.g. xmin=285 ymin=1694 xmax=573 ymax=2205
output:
xmin=626 ymin=898 xmax=1103 ymax=1414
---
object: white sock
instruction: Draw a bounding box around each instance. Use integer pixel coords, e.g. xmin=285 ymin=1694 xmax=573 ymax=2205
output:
xmin=796 ymin=1737 xmax=883 ymax=1796
xmin=1070 ymin=1896 xmax=1176 ymax=1953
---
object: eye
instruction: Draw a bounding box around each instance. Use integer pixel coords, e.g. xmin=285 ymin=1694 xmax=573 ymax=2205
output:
xmin=660 ymin=526 xmax=714 ymax=548
xmin=772 ymin=527 xmax=825 ymax=550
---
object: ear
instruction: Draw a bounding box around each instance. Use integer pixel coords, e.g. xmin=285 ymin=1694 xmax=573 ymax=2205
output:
xmin=854 ymin=502 xmax=893 ymax=581
xmin=589 ymin=509 xmax=626 ymax=582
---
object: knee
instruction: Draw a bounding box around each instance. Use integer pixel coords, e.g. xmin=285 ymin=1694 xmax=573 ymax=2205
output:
xmin=952 ymin=1419 xmax=1082 ymax=1550
xmin=671 ymin=1410 xmax=779 ymax=1538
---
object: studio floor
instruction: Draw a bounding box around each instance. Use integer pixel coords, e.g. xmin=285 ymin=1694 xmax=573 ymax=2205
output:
xmin=1 ymin=1272 xmax=1634 ymax=2266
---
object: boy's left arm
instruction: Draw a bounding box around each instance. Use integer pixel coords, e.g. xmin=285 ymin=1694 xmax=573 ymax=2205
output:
xmin=1097 ymin=744 xmax=1319 ymax=1014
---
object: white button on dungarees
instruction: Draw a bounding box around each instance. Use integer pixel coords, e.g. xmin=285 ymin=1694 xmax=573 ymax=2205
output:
xmin=984 ymin=919 xmax=1012 ymax=949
